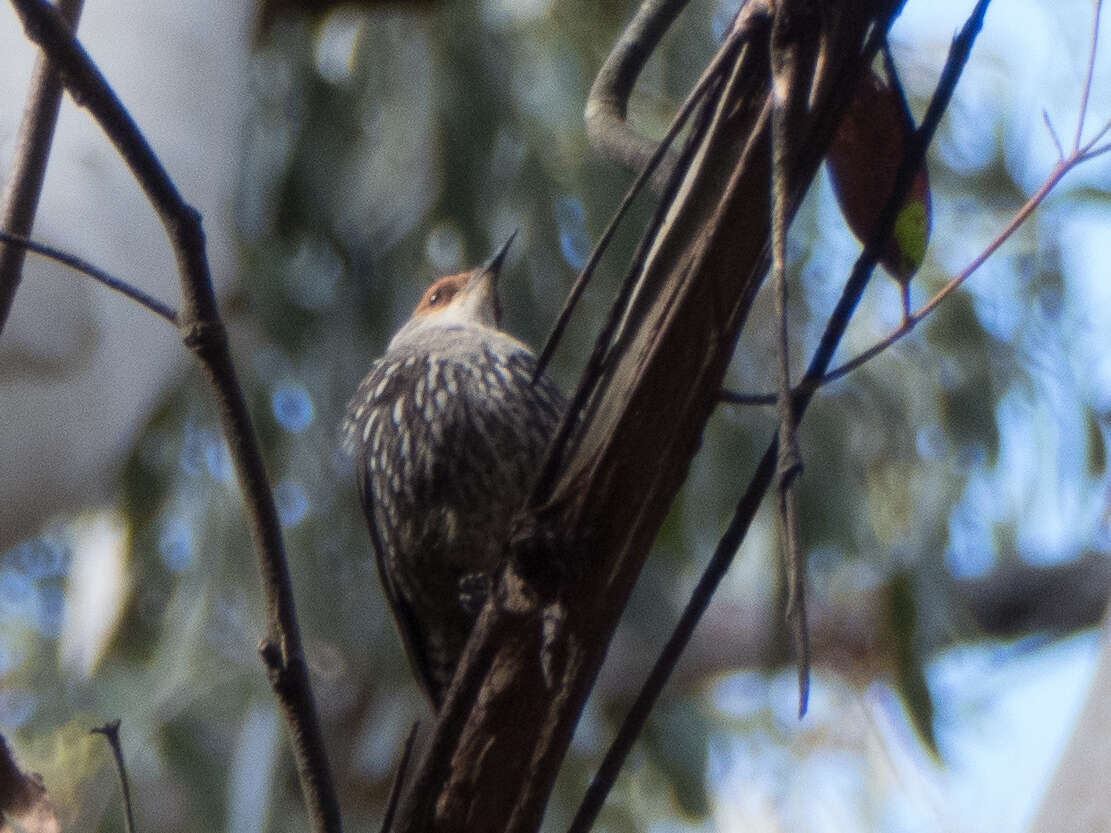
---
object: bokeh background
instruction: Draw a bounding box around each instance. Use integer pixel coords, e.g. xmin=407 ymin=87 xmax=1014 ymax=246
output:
xmin=1 ymin=0 xmax=1110 ymax=831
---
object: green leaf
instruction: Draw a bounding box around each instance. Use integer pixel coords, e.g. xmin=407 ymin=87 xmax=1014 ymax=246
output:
xmin=886 ymin=572 xmax=937 ymax=756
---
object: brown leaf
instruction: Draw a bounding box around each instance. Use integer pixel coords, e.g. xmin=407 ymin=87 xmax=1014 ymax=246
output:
xmin=827 ymin=70 xmax=932 ymax=284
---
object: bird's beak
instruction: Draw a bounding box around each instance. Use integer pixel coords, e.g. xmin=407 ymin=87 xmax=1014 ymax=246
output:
xmin=457 ymin=230 xmax=518 ymax=328
xmin=479 ymin=229 xmax=518 ymax=279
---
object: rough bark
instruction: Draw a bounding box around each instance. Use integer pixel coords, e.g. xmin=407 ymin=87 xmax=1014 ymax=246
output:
xmin=391 ymin=2 xmax=903 ymax=831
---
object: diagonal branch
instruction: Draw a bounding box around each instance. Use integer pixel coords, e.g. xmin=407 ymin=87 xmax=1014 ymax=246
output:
xmin=794 ymin=0 xmax=1092 ymax=389
xmin=6 ymin=2 xmax=342 ymax=831
xmin=0 ymin=0 xmax=84 ymax=336
xmin=390 ymin=3 xmax=906 ymax=832
xmin=565 ymin=1 xmax=992 ymax=828
xmin=584 ymin=0 xmax=692 ymax=189
xmin=0 ymin=230 xmax=179 ymax=324
xmin=535 ymin=22 xmax=751 ymax=381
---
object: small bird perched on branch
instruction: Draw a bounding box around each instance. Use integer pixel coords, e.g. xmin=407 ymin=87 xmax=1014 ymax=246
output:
xmin=342 ymin=234 xmax=565 ymax=709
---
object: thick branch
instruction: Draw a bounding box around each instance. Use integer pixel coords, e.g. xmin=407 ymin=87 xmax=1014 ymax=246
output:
xmin=584 ymin=0 xmax=690 ymax=188
xmin=391 ymin=3 xmax=902 ymax=831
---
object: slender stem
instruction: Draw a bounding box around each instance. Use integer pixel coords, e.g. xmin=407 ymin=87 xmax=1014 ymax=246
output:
xmin=1073 ymin=0 xmax=1103 ymax=150
xmin=1043 ymin=110 xmax=1065 ymax=160
xmin=565 ymin=441 xmax=778 ymax=833
xmin=531 ymin=33 xmax=734 ymax=505
xmin=91 ymin=720 xmax=137 ymax=833
xmin=7 ymin=2 xmax=342 ymax=830
xmin=380 ymin=724 xmax=419 ymax=833
xmin=825 ymin=156 xmax=1067 ymax=384
xmin=0 ymin=0 xmax=84 ymax=337
xmin=769 ymin=3 xmax=813 ymax=717
xmin=724 ymin=132 xmax=1102 ymax=397
xmin=567 ymin=3 xmax=991 ymax=830
xmin=719 ymin=388 xmax=776 ymax=405
xmin=731 ymin=158 xmax=1067 ymax=394
xmin=1077 ymin=136 xmax=1111 ymax=161
xmin=0 ymin=230 xmax=179 ymax=324
xmin=534 ymin=25 xmax=749 ymax=381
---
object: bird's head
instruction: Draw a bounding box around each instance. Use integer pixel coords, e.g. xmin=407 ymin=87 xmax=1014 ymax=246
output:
xmin=389 ymin=232 xmax=517 ymax=349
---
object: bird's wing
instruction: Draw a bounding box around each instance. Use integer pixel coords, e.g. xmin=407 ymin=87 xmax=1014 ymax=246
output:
xmin=354 ymin=449 xmax=445 ymax=707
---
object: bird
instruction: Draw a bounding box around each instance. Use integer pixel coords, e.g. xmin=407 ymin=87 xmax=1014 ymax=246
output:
xmin=342 ymin=234 xmax=565 ymax=709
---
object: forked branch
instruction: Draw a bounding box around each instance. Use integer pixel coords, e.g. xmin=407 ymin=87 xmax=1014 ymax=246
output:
xmin=390 ymin=2 xmax=907 ymax=831
xmin=5 ymin=2 xmax=341 ymax=830
xmin=724 ymin=0 xmax=1108 ymax=401
xmin=567 ymin=1 xmax=991 ymax=830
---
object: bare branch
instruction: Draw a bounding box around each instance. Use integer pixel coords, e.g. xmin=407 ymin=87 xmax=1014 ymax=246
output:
xmin=584 ymin=0 xmax=691 ymax=188
xmin=768 ymin=0 xmax=819 ymax=717
xmin=1078 ymin=136 xmax=1111 ymax=160
xmin=380 ymin=723 xmax=419 ymax=833
xmin=0 ymin=230 xmax=179 ymax=324
xmin=824 ymin=146 xmax=1083 ymax=384
xmin=0 ymin=0 xmax=84 ymax=337
xmin=566 ymin=2 xmax=992 ymax=829
xmin=91 ymin=720 xmax=137 ymax=833
xmin=725 ymin=115 xmax=1105 ymax=396
xmin=7 ymin=2 xmax=342 ymax=830
xmin=535 ymin=24 xmax=750 ymax=381
xmin=726 ymin=0 xmax=1063 ymax=399
xmin=719 ymin=388 xmax=777 ymax=405
xmin=1073 ymin=0 xmax=1103 ymax=150
xmin=566 ymin=438 xmax=776 ymax=833
xmin=1043 ymin=109 xmax=1065 ymax=160
xmin=881 ymin=42 xmax=916 ymax=132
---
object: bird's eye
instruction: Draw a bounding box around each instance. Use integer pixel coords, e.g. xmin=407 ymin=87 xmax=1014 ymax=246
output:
xmin=428 ymin=289 xmax=442 ymax=306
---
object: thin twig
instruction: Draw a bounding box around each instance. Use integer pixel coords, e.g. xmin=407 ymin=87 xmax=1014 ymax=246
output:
xmin=379 ymin=723 xmax=419 ymax=833
xmin=820 ymin=24 xmax=1109 ymax=388
xmin=719 ymin=388 xmax=777 ymax=405
xmin=0 ymin=0 xmax=84 ymax=337
xmin=565 ymin=440 xmax=778 ymax=833
xmin=91 ymin=720 xmax=137 ymax=833
xmin=1043 ymin=110 xmax=1065 ymax=160
xmin=567 ymin=4 xmax=991 ymax=831
xmin=825 ymin=163 xmax=1063 ymax=382
xmin=798 ymin=0 xmax=990 ymax=387
xmin=768 ymin=2 xmax=814 ymax=717
xmin=1073 ymin=0 xmax=1103 ymax=150
xmin=531 ymin=29 xmax=739 ymax=504
xmin=881 ymin=42 xmax=916 ymax=132
xmin=723 ymin=135 xmax=1107 ymax=394
xmin=1077 ymin=134 xmax=1111 ymax=160
xmin=725 ymin=0 xmax=1096 ymax=398
xmin=724 ymin=154 xmax=1073 ymax=392
xmin=0 ymin=230 xmax=179 ymax=324
xmin=534 ymin=24 xmax=750 ymax=381
xmin=8 ymin=2 xmax=342 ymax=830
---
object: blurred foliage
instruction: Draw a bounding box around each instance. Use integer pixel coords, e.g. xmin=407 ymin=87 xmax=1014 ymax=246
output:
xmin=886 ymin=570 xmax=936 ymax=756
xmin=2 ymin=0 xmax=1111 ymax=831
